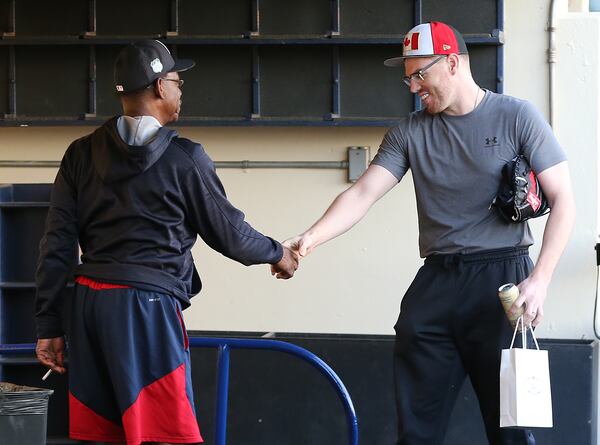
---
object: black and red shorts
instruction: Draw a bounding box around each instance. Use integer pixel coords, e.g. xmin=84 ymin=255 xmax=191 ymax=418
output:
xmin=68 ymin=276 xmax=203 ymax=444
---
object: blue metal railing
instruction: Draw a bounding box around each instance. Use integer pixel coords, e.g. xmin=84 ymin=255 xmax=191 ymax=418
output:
xmin=0 ymin=338 xmax=359 ymax=445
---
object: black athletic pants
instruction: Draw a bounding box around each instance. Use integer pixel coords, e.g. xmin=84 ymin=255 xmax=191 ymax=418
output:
xmin=393 ymin=247 xmax=536 ymax=445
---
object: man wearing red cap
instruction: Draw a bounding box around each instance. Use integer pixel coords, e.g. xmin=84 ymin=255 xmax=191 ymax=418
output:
xmin=34 ymin=40 xmax=298 ymax=445
xmin=284 ymin=22 xmax=574 ymax=444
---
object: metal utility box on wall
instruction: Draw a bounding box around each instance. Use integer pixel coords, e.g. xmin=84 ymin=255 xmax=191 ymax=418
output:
xmin=348 ymin=146 xmax=369 ymax=182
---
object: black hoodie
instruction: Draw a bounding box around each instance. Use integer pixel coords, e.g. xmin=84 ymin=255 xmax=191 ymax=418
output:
xmin=35 ymin=117 xmax=283 ymax=338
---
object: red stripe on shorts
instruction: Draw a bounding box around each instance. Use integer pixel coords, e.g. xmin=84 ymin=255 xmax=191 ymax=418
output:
xmin=122 ymin=363 xmax=203 ymax=444
xmin=69 ymin=392 xmax=126 ymax=443
xmin=75 ymin=276 xmax=131 ymax=290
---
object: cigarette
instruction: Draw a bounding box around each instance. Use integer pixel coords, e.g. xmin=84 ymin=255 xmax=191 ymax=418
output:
xmin=42 ymin=369 xmax=53 ymax=381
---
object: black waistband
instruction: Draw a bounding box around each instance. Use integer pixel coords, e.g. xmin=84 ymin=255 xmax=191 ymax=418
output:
xmin=425 ymin=247 xmax=529 ymax=268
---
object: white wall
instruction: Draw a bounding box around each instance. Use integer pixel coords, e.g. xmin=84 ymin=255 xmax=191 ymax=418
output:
xmin=554 ymin=12 xmax=599 ymax=338
xmin=0 ymin=1 xmax=598 ymax=341
xmin=505 ymin=0 xmax=600 ymax=340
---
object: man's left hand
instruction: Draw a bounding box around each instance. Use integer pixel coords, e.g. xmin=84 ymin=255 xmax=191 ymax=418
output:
xmin=512 ymin=275 xmax=549 ymax=327
xmin=36 ymin=337 xmax=67 ymax=374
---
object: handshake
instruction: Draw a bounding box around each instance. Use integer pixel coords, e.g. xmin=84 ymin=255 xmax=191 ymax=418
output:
xmin=269 ymin=232 xmax=315 ymax=280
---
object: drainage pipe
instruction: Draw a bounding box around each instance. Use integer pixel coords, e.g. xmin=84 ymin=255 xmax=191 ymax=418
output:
xmin=548 ymin=0 xmax=560 ymax=128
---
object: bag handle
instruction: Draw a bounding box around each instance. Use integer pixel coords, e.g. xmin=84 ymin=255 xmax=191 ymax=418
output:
xmin=508 ymin=316 xmax=540 ymax=350
xmin=509 ymin=316 xmax=524 ymax=349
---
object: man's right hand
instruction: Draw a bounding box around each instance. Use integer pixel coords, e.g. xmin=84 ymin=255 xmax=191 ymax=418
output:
xmin=271 ymin=246 xmax=299 ymax=279
xmin=36 ymin=337 xmax=67 ymax=374
xmin=282 ymin=233 xmax=315 ymax=258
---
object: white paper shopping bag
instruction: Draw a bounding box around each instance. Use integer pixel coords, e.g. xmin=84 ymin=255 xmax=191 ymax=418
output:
xmin=500 ymin=316 xmax=553 ymax=428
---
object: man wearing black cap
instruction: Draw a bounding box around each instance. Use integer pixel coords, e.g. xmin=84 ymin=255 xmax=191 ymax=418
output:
xmin=283 ymin=22 xmax=574 ymax=444
xmin=34 ymin=40 xmax=298 ymax=445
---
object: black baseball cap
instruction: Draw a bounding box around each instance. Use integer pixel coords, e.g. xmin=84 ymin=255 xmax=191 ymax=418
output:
xmin=114 ymin=40 xmax=195 ymax=93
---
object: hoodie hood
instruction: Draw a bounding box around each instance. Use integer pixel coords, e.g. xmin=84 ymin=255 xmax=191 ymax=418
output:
xmin=91 ymin=117 xmax=178 ymax=183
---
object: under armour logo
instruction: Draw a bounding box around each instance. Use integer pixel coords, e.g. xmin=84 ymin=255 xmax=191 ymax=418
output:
xmin=485 ymin=137 xmax=499 ymax=146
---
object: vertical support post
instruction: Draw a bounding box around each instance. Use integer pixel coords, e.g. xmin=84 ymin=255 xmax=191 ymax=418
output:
xmin=86 ymin=46 xmax=97 ymax=118
xmin=214 ymin=344 xmax=231 ymax=445
xmin=7 ymin=46 xmax=16 ymax=118
xmin=251 ymin=46 xmax=260 ymax=119
xmin=413 ymin=0 xmax=423 ymax=111
xmin=328 ymin=46 xmax=340 ymax=119
xmin=329 ymin=0 xmax=340 ymax=37
xmin=167 ymin=0 xmax=179 ymax=37
xmin=496 ymin=0 xmax=504 ymax=93
xmin=250 ymin=0 xmax=260 ymax=37
xmin=4 ymin=0 xmax=16 ymax=37
xmin=414 ymin=0 xmax=422 ymax=25
xmin=84 ymin=0 xmax=96 ymax=37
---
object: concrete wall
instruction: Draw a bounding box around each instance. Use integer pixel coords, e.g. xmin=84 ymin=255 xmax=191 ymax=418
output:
xmin=1 ymin=1 xmax=599 ymax=341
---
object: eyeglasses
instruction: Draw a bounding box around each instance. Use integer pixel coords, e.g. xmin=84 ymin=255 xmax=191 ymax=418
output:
xmin=161 ymin=78 xmax=184 ymax=88
xmin=402 ymin=56 xmax=445 ymax=87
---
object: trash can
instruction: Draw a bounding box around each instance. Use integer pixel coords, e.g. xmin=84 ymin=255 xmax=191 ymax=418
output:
xmin=0 ymin=382 xmax=54 ymax=445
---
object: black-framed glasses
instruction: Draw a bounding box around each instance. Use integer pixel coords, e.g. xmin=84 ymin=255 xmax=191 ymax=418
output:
xmin=161 ymin=78 xmax=184 ymax=88
xmin=402 ymin=56 xmax=445 ymax=87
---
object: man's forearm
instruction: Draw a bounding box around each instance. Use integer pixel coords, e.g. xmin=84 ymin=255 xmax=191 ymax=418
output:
xmin=530 ymin=192 xmax=575 ymax=282
xmin=304 ymin=186 xmax=374 ymax=249
xmin=293 ymin=164 xmax=399 ymax=256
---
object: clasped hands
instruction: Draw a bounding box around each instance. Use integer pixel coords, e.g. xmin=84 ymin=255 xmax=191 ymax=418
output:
xmin=270 ymin=233 xmax=313 ymax=279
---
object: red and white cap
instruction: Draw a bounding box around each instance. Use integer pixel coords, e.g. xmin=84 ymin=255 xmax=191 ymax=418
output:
xmin=384 ymin=22 xmax=468 ymax=67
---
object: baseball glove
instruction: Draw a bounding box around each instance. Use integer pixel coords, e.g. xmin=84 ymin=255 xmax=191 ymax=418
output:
xmin=491 ymin=155 xmax=550 ymax=223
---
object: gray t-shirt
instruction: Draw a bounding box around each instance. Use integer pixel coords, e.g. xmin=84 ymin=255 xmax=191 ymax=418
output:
xmin=371 ymin=90 xmax=566 ymax=257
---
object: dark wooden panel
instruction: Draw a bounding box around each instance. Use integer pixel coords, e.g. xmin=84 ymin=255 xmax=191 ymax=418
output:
xmin=468 ymin=45 xmax=498 ymax=92
xmin=0 ymin=207 xmax=49 ymax=281
xmin=422 ymin=0 xmax=498 ymax=34
xmin=179 ymin=0 xmax=251 ymax=36
xmin=96 ymin=45 xmax=125 ymax=117
xmin=340 ymin=0 xmax=413 ymax=36
xmin=15 ymin=0 xmax=87 ymax=36
xmin=260 ymin=46 xmax=331 ymax=117
xmin=96 ymin=0 xmax=170 ymax=36
xmin=15 ymin=46 xmax=87 ymax=117
xmin=0 ymin=288 xmax=37 ymax=343
xmin=0 ymin=0 xmax=503 ymax=126
xmin=260 ymin=0 xmax=330 ymax=35
xmin=177 ymin=45 xmax=252 ymax=117
xmin=340 ymin=46 xmax=412 ymax=118
xmin=0 ymin=0 xmax=10 ymax=35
